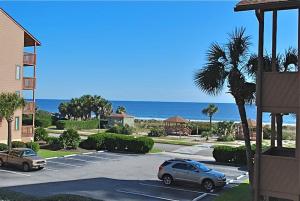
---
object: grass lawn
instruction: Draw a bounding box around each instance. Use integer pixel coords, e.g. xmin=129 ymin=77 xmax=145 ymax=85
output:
xmin=153 ymin=138 xmax=197 ymax=146
xmin=38 ymin=149 xmax=79 ymax=158
xmin=214 ymin=182 xmax=250 ymax=201
xmin=0 ymin=188 xmax=102 ymax=201
xmin=149 ymin=147 xmax=162 ymax=153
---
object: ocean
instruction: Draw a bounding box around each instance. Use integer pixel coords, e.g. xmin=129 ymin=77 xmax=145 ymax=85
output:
xmin=35 ymin=99 xmax=296 ymax=124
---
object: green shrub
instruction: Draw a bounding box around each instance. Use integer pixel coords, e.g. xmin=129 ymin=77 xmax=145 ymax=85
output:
xmin=107 ymin=125 xmax=134 ymax=135
xmin=79 ymin=134 xmax=106 ymax=150
xmin=12 ymin=141 xmax=26 ymax=148
xmin=217 ymin=135 xmax=235 ymax=142
xmin=213 ymin=145 xmax=255 ymax=165
xmin=80 ymin=133 xmax=154 ymax=153
xmin=59 ymin=129 xmax=81 ymax=149
xmin=34 ymin=127 xmax=49 ymax=141
xmin=189 ymin=122 xmax=211 ymax=135
xmin=0 ymin=143 xmax=8 ymax=151
xmin=263 ymin=127 xmax=272 ymax=140
xmin=148 ymin=128 xmax=166 ymax=137
xmin=283 ymin=131 xmax=296 ymax=140
xmin=35 ymin=110 xmax=52 ymax=128
xmin=46 ymin=136 xmax=62 ymax=150
xmin=56 ymin=119 xmax=99 ymax=130
xmin=26 ymin=142 xmax=40 ymax=152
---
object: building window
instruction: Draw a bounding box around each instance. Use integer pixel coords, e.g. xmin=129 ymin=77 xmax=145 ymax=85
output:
xmin=16 ymin=65 xmax=21 ymax=80
xmin=15 ymin=117 xmax=20 ymax=131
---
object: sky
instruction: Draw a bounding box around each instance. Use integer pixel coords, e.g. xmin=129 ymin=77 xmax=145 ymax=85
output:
xmin=0 ymin=1 xmax=298 ymax=103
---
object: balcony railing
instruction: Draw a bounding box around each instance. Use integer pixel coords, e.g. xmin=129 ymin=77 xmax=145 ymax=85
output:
xmin=23 ymin=77 xmax=36 ymax=90
xmin=23 ymin=52 xmax=36 ymax=66
xmin=23 ymin=102 xmax=35 ymax=114
xmin=22 ymin=126 xmax=34 ymax=138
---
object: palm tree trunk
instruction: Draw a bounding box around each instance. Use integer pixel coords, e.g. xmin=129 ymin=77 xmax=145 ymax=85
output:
xmin=236 ymin=102 xmax=254 ymax=185
xmin=276 ymin=114 xmax=283 ymax=147
xmin=209 ymin=116 xmax=212 ymax=130
xmin=7 ymin=120 xmax=12 ymax=151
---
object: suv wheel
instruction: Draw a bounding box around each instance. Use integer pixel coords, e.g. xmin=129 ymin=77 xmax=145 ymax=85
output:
xmin=202 ymin=179 xmax=214 ymax=192
xmin=22 ymin=163 xmax=30 ymax=172
xmin=162 ymin=174 xmax=173 ymax=185
xmin=0 ymin=159 xmax=4 ymax=167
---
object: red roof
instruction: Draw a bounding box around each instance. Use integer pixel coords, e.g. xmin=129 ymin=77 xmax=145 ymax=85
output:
xmin=165 ymin=116 xmax=188 ymax=123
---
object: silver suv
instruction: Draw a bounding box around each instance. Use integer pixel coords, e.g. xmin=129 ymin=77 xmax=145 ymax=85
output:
xmin=158 ymin=159 xmax=226 ymax=191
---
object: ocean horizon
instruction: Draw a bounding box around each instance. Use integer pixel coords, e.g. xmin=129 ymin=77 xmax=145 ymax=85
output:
xmin=35 ymin=99 xmax=296 ymax=125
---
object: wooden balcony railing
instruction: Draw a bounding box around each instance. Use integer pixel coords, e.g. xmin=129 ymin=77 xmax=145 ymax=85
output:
xmin=23 ymin=77 xmax=36 ymax=90
xmin=23 ymin=52 xmax=36 ymax=66
xmin=23 ymin=102 xmax=35 ymax=114
xmin=22 ymin=126 xmax=34 ymax=138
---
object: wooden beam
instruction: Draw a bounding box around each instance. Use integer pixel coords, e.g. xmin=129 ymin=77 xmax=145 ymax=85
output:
xmin=255 ymin=9 xmax=264 ymax=201
xmin=272 ymin=10 xmax=277 ymax=72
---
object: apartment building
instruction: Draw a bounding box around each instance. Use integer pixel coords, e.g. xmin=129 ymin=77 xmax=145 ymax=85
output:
xmin=0 ymin=8 xmax=40 ymax=143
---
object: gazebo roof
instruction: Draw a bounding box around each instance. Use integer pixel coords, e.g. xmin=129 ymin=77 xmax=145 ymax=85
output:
xmin=165 ymin=116 xmax=188 ymax=123
xmin=235 ymin=0 xmax=300 ymax=12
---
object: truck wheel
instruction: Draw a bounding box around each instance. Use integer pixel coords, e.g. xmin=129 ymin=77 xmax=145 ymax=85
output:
xmin=22 ymin=163 xmax=30 ymax=172
xmin=0 ymin=159 xmax=4 ymax=167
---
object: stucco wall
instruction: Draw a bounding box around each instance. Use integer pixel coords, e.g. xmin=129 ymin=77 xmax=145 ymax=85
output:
xmin=0 ymin=11 xmax=24 ymax=143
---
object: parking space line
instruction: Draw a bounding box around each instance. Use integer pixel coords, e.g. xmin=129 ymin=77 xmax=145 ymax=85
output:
xmin=139 ymin=183 xmax=217 ymax=196
xmin=192 ymin=193 xmax=208 ymax=201
xmin=44 ymin=167 xmax=59 ymax=171
xmin=0 ymin=169 xmax=30 ymax=177
xmin=46 ymin=161 xmax=82 ymax=167
xmin=64 ymin=157 xmax=98 ymax=163
xmin=116 ymin=189 xmax=179 ymax=201
xmin=63 ymin=154 xmax=77 ymax=158
xmin=79 ymin=155 xmax=118 ymax=161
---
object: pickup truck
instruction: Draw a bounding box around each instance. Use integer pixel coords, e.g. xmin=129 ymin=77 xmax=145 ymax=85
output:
xmin=0 ymin=148 xmax=46 ymax=171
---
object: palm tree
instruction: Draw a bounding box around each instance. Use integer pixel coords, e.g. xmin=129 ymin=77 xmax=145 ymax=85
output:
xmin=202 ymin=104 xmax=218 ymax=129
xmin=116 ymin=106 xmax=126 ymax=114
xmin=194 ymin=27 xmax=256 ymax=185
xmin=0 ymin=92 xmax=25 ymax=151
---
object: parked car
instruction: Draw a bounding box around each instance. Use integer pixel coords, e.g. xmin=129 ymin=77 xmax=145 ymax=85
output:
xmin=158 ymin=159 xmax=226 ymax=191
xmin=0 ymin=148 xmax=46 ymax=172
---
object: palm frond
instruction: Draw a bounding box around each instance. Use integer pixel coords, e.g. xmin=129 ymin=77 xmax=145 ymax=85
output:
xmin=227 ymin=27 xmax=251 ymax=68
xmin=207 ymin=43 xmax=227 ymax=64
xmin=282 ymin=47 xmax=298 ymax=72
xmin=194 ymin=63 xmax=227 ymax=96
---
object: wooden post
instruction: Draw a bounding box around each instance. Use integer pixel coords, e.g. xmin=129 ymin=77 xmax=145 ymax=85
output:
xmin=271 ymin=114 xmax=276 ymax=147
xmin=32 ymin=42 xmax=37 ymax=133
xmin=255 ymin=9 xmax=264 ymax=201
xmin=270 ymin=10 xmax=277 ymax=148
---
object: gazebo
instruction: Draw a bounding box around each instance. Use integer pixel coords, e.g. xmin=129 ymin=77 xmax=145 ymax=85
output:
xmin=164 ymin=116 xmax=191 ymax=137
xmin=235 ymin=1 xmax=300 ymax=201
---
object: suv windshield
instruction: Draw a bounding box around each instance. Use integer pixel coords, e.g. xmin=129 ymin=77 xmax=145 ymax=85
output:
xmin=22 ymin=149 xmax=37 ymax=157
xmin=193 ymin=162 xmax=211 ymax=172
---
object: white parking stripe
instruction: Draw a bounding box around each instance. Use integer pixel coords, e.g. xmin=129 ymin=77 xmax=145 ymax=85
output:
xmin=46 ymin=161 xmax=82 ymax=167
xmin=237 ymin=174 xmax=246 ymax=180
xmin=0 ymin=169 xmax=30 ymax=177
xmin=64 ymin=157 xmax=98 ymax=163
xmin=116 ymin=189 xmax=179 ymax=201
xmin=79 ymin=155 xmax=118 ymax=161
xmin=44 ymin=167 xmax=59 ymax=171
xmin=192 ymin=193 xmax=208 ymax=201
xmin=63 ymin=154 xmax=77 ymax=158
xmin=139 ymin=183 xmax=217 ymax=196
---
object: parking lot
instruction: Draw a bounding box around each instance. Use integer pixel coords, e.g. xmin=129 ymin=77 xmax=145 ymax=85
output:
xmin=0 ymin=150 xmax=247 ymax=201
